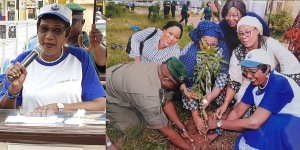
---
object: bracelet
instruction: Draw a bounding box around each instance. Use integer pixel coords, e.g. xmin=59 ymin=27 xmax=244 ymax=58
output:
xmin=6 ymin=90 xmax=20 ymax=99
xmin=181 ymin=127 xmax=187 ymax=134
xmin=216 ymin=128 xmax=222 ymax=136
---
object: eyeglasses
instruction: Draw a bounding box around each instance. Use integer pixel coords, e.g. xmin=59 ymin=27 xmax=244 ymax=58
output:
xmin=242 ymin=67 xmax=260 ymax=76
xmin=38 ymin=25 xmax=68 ymax=35
xmin=237 ymin=28 xmax=256 ymax=38
xmin=200 ymin=40 xmax=218 ymax=48
xmin=72 ymin=18 xmax=82 ymax=26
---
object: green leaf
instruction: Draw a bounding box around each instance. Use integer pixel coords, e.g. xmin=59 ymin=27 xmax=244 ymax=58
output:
xmin=201 ymin=38 xmax=208 ymax=48
xmin=220 ymin=59 xmax=229 ymax=64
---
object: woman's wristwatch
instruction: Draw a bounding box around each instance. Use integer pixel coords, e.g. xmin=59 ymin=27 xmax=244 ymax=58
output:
xmin=181 ymin=127 xmax=187 ymax=134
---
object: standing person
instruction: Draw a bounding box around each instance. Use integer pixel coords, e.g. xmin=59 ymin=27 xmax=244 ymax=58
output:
xmin=200 ymin=2 xmax=212 ymax=20
xmin=207 ymin=49 xmax=300 ymax=149
xmin=129 ymin=21 xmax=183 ymax=63
xmin=148 ymin=5 xmax=153 ymax=19
xmin=178 ymin=20 xmax=230 ymax=133
xmin=22 ymin=3 xmax=107 ymax=75
xmin=106 ymin=57 xmax=196 ymax=150
xmin=218 ymin=0 xmax=270 ymax=56
xmin=284 ymin=9 xmax=300 ymax=61
xmin=179 ymin=1 xmax=190 ymax=26
xmin=171 ymin=1 xmax=177 ymax=18
xmin=126 ymin=3 xmax=129 ymax=10
xmin=131 ymin=2 xmax=135 ymax=11
xmin=163 ymin=1 xmax=171 ymax=19
xmin=0 ymin=3 xmax=106 ymax=112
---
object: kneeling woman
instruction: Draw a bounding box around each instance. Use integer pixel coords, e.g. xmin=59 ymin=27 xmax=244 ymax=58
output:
xmin=179 ymin=20 xmax=230 ymax=133
xmin=208 ymin=49 xmax=300 ymax=149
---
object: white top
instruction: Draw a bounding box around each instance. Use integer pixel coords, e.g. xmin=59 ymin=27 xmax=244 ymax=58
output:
xmin=129 ymin=27 xmax=181 ymax=62
xmin=0 ymin=46 xmax=106 ymax=111
xmin=229 ymin=37 xmax=300 ymax=85
xmin=242 ymin=71 xmax=300 ymax=118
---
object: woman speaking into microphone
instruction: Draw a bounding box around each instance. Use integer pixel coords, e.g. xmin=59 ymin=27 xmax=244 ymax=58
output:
xmin=0 ymin=3 xmax=106 ymax=113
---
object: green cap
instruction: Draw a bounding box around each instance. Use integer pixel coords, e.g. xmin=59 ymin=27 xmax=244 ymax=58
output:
xmin=65 ymin=2 xmax=86 ymax=14
xmin=166 ymin=57 xmax=188 ymax=84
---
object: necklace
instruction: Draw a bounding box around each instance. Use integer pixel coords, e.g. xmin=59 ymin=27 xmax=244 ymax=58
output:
xmin=258 ymin=73 xmax=270 ymax=90
xmin=39 ymin=48 xmax=64 ymax=63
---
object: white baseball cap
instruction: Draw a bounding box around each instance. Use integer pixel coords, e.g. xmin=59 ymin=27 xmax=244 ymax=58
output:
xmin=238 ymin=49 xmax=271 ymax=67
xmin=38 ymin=3 xmax=72 ymax=26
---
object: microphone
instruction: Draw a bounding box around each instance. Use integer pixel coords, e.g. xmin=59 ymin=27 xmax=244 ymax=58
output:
xmin=7 ymin=44 xmax=44 ymax=82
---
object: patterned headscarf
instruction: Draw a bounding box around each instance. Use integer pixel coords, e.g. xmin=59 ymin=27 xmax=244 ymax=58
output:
xmin=179 ymin=20 xmax=230 ymax=88
xmin=189 ymin=20 xmax=225 ymax=43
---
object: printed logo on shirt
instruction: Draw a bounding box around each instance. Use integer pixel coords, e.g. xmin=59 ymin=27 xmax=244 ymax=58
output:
xmin=247 ymin=54 xmax=252 ymax=59
xmin=57 ymin=79 xmax=79 ymax=84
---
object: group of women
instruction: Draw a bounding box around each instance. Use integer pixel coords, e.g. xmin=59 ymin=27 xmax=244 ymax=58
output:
xmin=128 ymin=0 xmax=300 ymax=149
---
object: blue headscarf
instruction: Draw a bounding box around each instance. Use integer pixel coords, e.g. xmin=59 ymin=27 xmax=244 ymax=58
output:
xmin=179 ymin=20 xmax=230 ymax=88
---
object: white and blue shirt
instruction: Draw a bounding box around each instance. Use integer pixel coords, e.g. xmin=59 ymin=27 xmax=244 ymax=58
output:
xmin=0 ymin=46 xmax=106 ymax=111
xmin=242 ymin=70 xmax=300 ymax=117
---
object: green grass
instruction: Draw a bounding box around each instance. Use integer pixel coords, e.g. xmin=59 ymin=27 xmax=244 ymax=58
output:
xmin=106 ymin=6 xmax=238 ymax=149
xmin=106 ymin=6 xmax=193 ymax=67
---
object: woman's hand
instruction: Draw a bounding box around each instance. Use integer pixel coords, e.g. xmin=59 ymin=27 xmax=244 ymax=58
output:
xmin=200 ymin=93 xmax=214 ymax=109
xmin=207 ymin=118 xmax=218 ymax=130
xmin=193 ymin=113 xmax=207 ymax=134
xmin=214 ymin=103 xmax=228 ymax=119
xmin=6 ymin=62 xmax=27 ymax=91
xmin=183 ymin=90 xmax=198 ymax=100
xmin=134 ymin=56 xmax=141 ymax=63
xmin=33 ymin=104 xmax=58 ymax=116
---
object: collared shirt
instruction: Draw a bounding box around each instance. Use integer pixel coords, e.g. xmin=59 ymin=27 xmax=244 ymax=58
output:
xmin=129 ymin=27 xmax=181 ymax=62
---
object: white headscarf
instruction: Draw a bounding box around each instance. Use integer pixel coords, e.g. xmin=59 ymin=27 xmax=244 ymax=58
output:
xmin=237 ymin=16 xmax=263 ymax=35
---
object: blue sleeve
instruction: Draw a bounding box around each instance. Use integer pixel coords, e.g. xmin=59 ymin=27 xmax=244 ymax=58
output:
xmin=258 ymin=77 xmax=293 ymax=113
xmin=77 ymin=47 xmax=106 ymax=101
xmin=0 ymin=51 xmax=31 ymax=106
xmin=218 ymin=19 xmax=227 ymax=34
xmin=241 ymin=85 xmax=255 ymax=105
xmin=246 ymin=12 xmax=270 ymax=36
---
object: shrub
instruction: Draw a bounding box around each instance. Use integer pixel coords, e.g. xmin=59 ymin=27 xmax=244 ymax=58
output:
xmin=106 ymin=3 xmax=122 ymax=18
xmin=150 ymin=2 xmax=161 ymax=23
xmin=268 ymin=10 xmax=293 ymax=35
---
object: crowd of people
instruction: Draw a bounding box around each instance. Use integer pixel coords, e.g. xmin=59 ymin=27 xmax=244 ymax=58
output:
xmin=107 ymin=0 xmax=300 ymax=149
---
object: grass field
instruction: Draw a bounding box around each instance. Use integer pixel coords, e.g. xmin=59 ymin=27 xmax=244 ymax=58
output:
xmin=106 ymin=5 xmax=240 ymax=150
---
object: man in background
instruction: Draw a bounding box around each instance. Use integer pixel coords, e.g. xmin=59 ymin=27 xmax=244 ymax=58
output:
xmin=163 ymin=1 xmax=171 ymax=19
xmin=179 ymin=1 xmax=190 ymax=26
xmin=171 ymin=1 xmax=177 ymax=18
xmin=22 ymin=2 xmax=106 ymax=75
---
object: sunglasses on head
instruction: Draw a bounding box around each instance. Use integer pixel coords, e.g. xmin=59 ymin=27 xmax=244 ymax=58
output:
xmin=38 ymin=25 xmax=68 ymax=35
